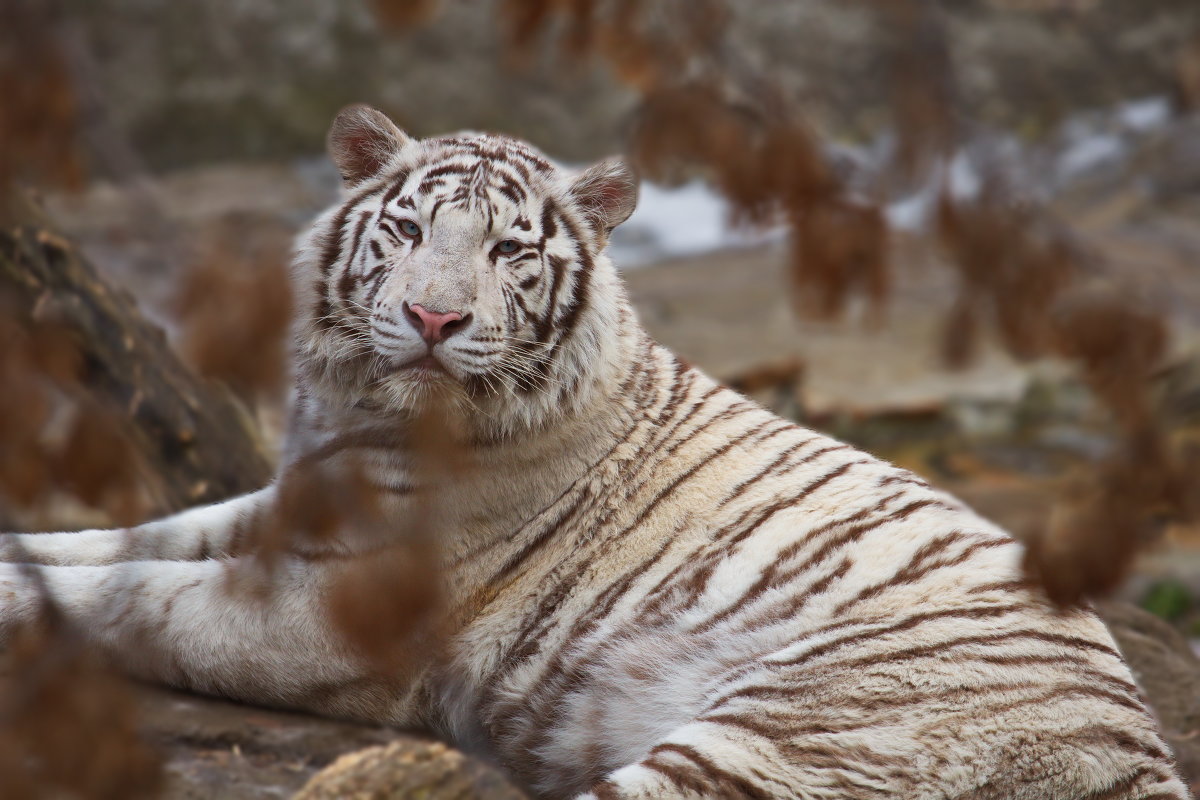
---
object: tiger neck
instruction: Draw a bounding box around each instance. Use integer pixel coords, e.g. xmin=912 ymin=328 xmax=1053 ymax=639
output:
xmin=285 ymin=319 xmax=648 ymax=557
xmin=429 ymin=325 xmax=648 ymax=559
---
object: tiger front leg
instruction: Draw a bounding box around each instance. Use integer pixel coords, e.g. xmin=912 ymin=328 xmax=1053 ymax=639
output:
xmin=0 ymin=554 xmax=427 ymax=726
xmin=0 ymin=487 xmax=276 ymax=567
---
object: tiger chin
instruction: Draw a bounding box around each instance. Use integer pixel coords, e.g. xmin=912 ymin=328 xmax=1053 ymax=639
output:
xmin=0 ymin=105 xmax=1187 ymax=800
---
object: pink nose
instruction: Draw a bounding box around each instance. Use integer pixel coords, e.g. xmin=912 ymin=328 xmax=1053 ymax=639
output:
xmin=403 ymin=302 xmax=470 ymax=345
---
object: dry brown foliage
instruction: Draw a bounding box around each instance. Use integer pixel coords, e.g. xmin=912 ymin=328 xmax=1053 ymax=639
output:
xmin=0 ymin=289 xmax=163 ymax=795
xmin=226 ymin=407 xmax=468 ymax=676
xmin=0 ymin=294 xmax=146 ymax=526
xmin=1178 ymin=33 xmax=1200 ymax=111
xmin=369 ymin=0 xmax=443 ymax=32
xmin=934 ymin=165 xmax=1192 ymax=603
xmin=237 ymin=455 xmax=443 ymax=675
xmin=0 ymin=0 xmax=84 ymax=220
xmin=935 ymin=177 xmax=1079 ymax=365
xmin=324 ymin=408 xmax=467 ymax=671
xmin=491 ymin=0 xmax=902 ymax=321
xmin=0 ymin=600 xmax=162 ymax=799
xmin=174 ymin=215 xmax=293 ymax=403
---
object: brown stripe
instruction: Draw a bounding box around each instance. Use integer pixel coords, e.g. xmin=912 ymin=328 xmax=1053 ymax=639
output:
xmin=337 ymin=210 xmax=373 ymax=303
xmin=491 ymin=485 xmax=597 ymax=583
xmin=720 ymin=459 xmax=873 ymax=552
xmin=535 ymin=253 xmax=568 ymax=344
xmin=728 ymin=555 xmax=854 ymax=634
xmin=378 ymin=170 xmax=410 ymax=209
xmin=551 ymin=225 xmax=594 ymax=357
xmin=538 ymin=200 xmax=558 ymax=250
xmin=967 ymin=578 xmax=1040 ymax=596
xmin=588 ymin=780 xmax=623 ymax=800
xmin=1071 ymin=723 xmax=1171 ymax=764
xmin=815 ymin=626 xmax=1130 ymax=680
xmin=830 ymin=534 xmax=1012 ymax=616
xmin=499 ymin=423 xmax=788 ymax=707
xmin=763 ymin=603 xmax=1035 ymax=671
xmin=788 ymin=496 xmax=946 ymax=576
xmin=717 ymin=437 xmax=827 ymax=509
xmin=319 ymin=183 xmax=383 ymax=275
xmin=621 ymin=417 xmax=780 ymax=538
xmin=648 ymin=743 xmax=771 ymax=800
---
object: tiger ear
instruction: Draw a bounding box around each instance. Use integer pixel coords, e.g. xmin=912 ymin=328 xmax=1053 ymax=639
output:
xmin=327 ymin=104 xmax=412 ymax=186
xmin=570 ymin=158 xmax=638 ymax=237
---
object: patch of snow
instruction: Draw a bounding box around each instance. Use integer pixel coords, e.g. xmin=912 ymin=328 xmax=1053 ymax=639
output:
xmin=883 ymin=150 xmax=983 ymax=233
xmin=1118 ymin=96 xmax=1171 ymax=134
xmin=948 ymin=151 xmax=983 ymax=201
xmin=1056 ymin=133 xmax=1126 ymax=182
xmin=886 ymin=189 xmax=934 ymax=232
xmin=608 ymin=180 xmax=782 ymax=269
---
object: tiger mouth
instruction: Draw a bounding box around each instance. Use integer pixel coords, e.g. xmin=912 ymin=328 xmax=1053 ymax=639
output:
xmin=399 ymin=354 xmax=444 ymax=373
xmin=388 ymin=354 xmax=465 ymax=386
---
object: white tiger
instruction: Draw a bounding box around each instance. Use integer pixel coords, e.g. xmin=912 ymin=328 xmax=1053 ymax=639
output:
xmin=0 ymin=105 xmax=1187 ymax=799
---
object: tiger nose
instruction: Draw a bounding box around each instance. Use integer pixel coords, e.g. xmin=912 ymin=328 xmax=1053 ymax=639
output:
xmin=403 ymin=302 xmax=471 ymax=345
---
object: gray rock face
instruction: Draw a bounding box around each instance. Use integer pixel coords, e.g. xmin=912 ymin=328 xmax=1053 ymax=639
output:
xmin=1098 ymin=601 xmax=1200 ymax=791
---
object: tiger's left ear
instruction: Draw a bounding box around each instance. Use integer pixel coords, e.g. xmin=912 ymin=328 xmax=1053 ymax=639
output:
xmin=570 ymin=158 xmax=638 ymax=238
xmin=327 ymin=104 xmax=412 ymax=186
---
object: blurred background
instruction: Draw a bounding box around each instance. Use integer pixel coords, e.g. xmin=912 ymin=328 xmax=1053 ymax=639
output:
xmin=4 ymin=0 xmax=1200 ymax=796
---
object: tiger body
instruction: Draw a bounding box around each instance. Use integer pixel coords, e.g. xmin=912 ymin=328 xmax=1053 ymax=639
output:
xmin=0 ymin=106 xmax=1186 ymax=799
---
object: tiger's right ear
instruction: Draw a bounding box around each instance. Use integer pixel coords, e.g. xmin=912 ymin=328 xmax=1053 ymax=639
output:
xmin=327 ymin=104 xmax=412 ymax=186
xmin=569 ymin=158 xmax=639 ymax=238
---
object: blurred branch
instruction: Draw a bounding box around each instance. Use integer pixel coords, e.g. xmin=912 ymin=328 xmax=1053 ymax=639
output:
xmin=0 ymin=206 xmax=273 ymax=526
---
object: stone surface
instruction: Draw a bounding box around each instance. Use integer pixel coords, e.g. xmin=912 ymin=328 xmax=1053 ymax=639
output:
xmin=294 ymin=740 xmax=528 ymax=800
xmin=1098 ymin=601 xmax=1200 ymax=793
xmin=131 ymin=684 xmax=408 ymax=799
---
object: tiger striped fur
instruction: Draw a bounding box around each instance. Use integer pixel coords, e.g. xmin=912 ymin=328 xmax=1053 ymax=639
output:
xmin=0 ymin=105 xmax=1187 ymax=799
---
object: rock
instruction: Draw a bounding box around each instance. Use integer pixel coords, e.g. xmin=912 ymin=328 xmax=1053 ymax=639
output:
xmin=130 ymin=684 xmax=407 ymax=799
xmin=294 ymin=739 xmax=528 ymax=800
xmin=1097 ymin=601 xmax=1200 ymax=790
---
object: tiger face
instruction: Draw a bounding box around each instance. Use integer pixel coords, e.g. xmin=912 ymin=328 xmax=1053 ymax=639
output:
xmin=293 ymin=105 xmax=638 ymax=434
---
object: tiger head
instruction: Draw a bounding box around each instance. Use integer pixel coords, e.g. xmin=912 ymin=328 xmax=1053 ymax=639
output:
xmin=293 ymin=105 xmax=639 ymax=437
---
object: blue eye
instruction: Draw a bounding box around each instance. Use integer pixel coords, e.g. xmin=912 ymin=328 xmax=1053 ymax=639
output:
xmin=399 ymin=220 xmax=421 ymax=238
xmin=496 ymin=239 xmax=521 ymax=255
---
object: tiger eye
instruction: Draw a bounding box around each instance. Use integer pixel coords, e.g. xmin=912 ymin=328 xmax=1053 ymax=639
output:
xmin=496 ymin=239 xmax=521 ymax=255
xmin=399 ymin=220 xmax=421 ymax=238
